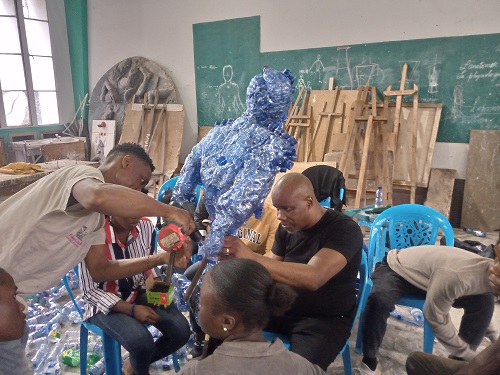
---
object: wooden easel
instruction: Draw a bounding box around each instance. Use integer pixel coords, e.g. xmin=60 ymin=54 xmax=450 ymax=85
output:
xmin=338 ymin=85 xmax=371 ymax=179
xmin=307 ymin=89 xmax=345 ymax=161
xmin=354 ymin=88 xmax=391 ymax=207
xmin=384 ymin=64 xmax=419 ymax=203
xmin=286 ymin=89 xmax=312 ymax=162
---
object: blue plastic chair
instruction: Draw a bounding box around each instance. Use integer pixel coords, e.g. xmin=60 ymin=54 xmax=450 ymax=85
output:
xmin=318 ymin=188 xmax=344 ymax=208
xmin=157 ymin=176 xmax=203 ymax=208
xmin=263 ymin=250 xmax=371 ymax=375
xmin=62 ymin=274 xmax=122 ymax=375
xmin=354 ymin=204 xmax=454 ymax=355
xmin=63 ymin=271 xmax=181 ymax=374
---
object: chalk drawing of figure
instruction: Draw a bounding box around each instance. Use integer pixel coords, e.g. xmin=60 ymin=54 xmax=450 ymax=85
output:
xmin=428 ymin=65 xmax=439 ymax=94
xmin=309 ymin=54 xmax=325 ymax=84
xmin=297 ymin=73 xmax=306 ymax=91
xmin=218 ymin=65 xmax=246 ymax=119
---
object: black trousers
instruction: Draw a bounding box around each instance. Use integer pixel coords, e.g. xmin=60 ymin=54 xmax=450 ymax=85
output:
xmin=361 ymin=258 xmax=494 ymax=358
xmin=265 ymin=310 xmax=354 ymax=371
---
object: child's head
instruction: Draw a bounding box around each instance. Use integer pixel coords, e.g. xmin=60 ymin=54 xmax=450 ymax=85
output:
xmin=197 ymin=259 xmax=296 ymax=340
xmin=0 ymin=268 xmax=26 ymax=341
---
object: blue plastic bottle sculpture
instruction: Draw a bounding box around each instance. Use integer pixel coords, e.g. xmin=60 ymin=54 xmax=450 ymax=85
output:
xmin=171 ymin=67 xmax=296 ymax=311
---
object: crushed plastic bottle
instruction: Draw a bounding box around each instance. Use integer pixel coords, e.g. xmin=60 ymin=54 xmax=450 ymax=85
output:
xmin=87 ymin=358 xmax=105 ymax=375
xmin=41 ymin=341 xmax=63 ymax=375
xmin=390 ymin=307 xmax=424 ymax=327
xmin=409 ymin=308 xmax=424 ymax=327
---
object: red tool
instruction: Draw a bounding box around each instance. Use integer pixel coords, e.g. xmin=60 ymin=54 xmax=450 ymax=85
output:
xmin=157 ymin=221 xmax=203 ymax=286
xmin=157 ymin=221 xmax=187 ymax=286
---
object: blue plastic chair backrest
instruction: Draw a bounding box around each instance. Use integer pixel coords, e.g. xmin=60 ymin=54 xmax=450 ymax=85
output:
xmin=157 ymin=176 xmax=203 ymax=206
xmin=352 ymin=250 xmax=371 ymax=329
xmin=368 ymin=204 xmax=454 ymax=273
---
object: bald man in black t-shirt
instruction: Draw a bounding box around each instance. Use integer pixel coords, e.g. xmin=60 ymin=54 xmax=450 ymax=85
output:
xmin=223 ymin=173 xmax=363 ymax=371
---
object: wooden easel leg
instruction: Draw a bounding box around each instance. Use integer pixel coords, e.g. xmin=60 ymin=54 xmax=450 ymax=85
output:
xmin=355 ymin=116 xmax=374 ymax=208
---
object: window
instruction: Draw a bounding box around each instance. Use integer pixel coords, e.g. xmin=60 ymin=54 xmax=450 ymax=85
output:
xmin=0 ymin=0 xmax=59 ymax=127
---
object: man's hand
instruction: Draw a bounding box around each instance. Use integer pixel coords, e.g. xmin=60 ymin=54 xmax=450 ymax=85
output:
xmin=221 ymin=235 xmax=256 ymax=260
xmin=132 ymin=305 xmax=160 ymax=325
xmin=488 ymin=258 xmax=500 ymax=295
xmin=159 ymin=239 xmax=193 ymax=269
xmin=163 ymin=206 xmax=195 ymax=236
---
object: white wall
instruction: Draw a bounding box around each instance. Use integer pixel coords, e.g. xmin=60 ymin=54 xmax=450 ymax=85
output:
xmin=87 ymin=0 xmax=500 ymax=176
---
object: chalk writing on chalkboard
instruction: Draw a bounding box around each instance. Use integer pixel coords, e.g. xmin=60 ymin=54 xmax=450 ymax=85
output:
xmin=194 ymin=16 xmax=499 ymax=142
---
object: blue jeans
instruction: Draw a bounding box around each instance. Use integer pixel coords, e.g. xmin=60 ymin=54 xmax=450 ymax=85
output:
xmin=88 ymin=292 xmax=190 ymax=375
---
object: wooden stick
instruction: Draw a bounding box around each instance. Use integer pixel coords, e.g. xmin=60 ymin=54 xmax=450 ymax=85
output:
xmin=410 ymin=88 xmax=419 ymax=204
xmin=164 ymin=251 xmax=176 ymax=287
xmin=355 ymin=115 xmax=374 ymax=208
xmin=183 ymin=256 xmax=209 ymax=302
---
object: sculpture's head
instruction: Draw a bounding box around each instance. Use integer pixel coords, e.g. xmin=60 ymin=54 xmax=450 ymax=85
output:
xmin=245 ymin=67 xmax=295 ymax=124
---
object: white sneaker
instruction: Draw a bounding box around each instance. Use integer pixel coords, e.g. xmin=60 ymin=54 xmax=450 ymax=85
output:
xmin=358 ymin=361 xmax=382 ymax=375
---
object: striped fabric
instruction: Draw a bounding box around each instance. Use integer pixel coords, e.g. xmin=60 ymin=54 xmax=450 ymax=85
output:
xmin=79 ymin=217 xmax=156 ymax=321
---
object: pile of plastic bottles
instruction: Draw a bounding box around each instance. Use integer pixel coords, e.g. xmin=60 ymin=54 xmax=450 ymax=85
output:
xmin=25 ymin=269 xmax=193 ymax=374
xmin=148 ymin=326 xmax=190 ymax=371
xmin=25 ymin=269 xmax=104 ymax=375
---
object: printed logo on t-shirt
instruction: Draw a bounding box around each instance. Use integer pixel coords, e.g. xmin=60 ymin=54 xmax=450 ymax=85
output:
xmin=66 ymin=226 xmax=89 ymax=247
xmin=238 ymin=227 xmax=262 ymax=245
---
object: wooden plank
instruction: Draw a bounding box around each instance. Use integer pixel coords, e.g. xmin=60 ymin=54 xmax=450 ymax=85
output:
xmin=308 ymin=89 xmax=343 ymax=161
xmin=338 ymin=86 xmax=370 ymax=176
xmin=120 ymin=102 xmax=144 ymax=144
xmin=462 ymin=130 xmax=500 ymax=232
xmin=424 ymin=168 xmax=456 ymax=219
xmin=389 ymin=103 xmax=442 ymax=187
xmin=149 ymin=107 xmax=185 ymax=182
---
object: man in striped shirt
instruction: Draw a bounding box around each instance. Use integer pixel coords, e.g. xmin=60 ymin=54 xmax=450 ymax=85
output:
xmin=81 ymin=214 xmax=191 ymax=375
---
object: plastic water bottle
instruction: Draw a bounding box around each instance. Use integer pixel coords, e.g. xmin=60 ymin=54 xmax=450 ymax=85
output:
xmin=374 ymin=186 xmax=383 ymax=208
xmin=87 ymin=359 xmax=105 ymax=375
xmin=32 ymin=342 xmax=50 ymax=371
xmin=42 ymin=341 xmax=63 ymax=374
xmin=410 ymin=308 xmax=424 ymax=327
xmin=26 ymin=336 xmax=49 ymax=354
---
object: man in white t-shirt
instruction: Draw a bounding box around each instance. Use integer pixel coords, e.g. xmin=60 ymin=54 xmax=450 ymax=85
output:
xmin=0 ymin=142 xmax=195 ymax=375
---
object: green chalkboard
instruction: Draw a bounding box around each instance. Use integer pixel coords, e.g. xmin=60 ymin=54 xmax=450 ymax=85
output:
xmin=193 ymin=16 xmax=260 ymax=127
xmin=193 ymin=17 xmax=500 ymax=143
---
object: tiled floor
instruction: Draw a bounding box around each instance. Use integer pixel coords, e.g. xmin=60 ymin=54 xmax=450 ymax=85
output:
xmin=58 ymin=228 xmax=499 ymax=374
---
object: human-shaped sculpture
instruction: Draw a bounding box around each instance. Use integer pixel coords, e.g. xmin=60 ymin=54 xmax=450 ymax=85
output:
xmin=171 ymin=67 xmax=297 ymax=306
xmin=218 ymin=65 xmax=246 ymax=119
